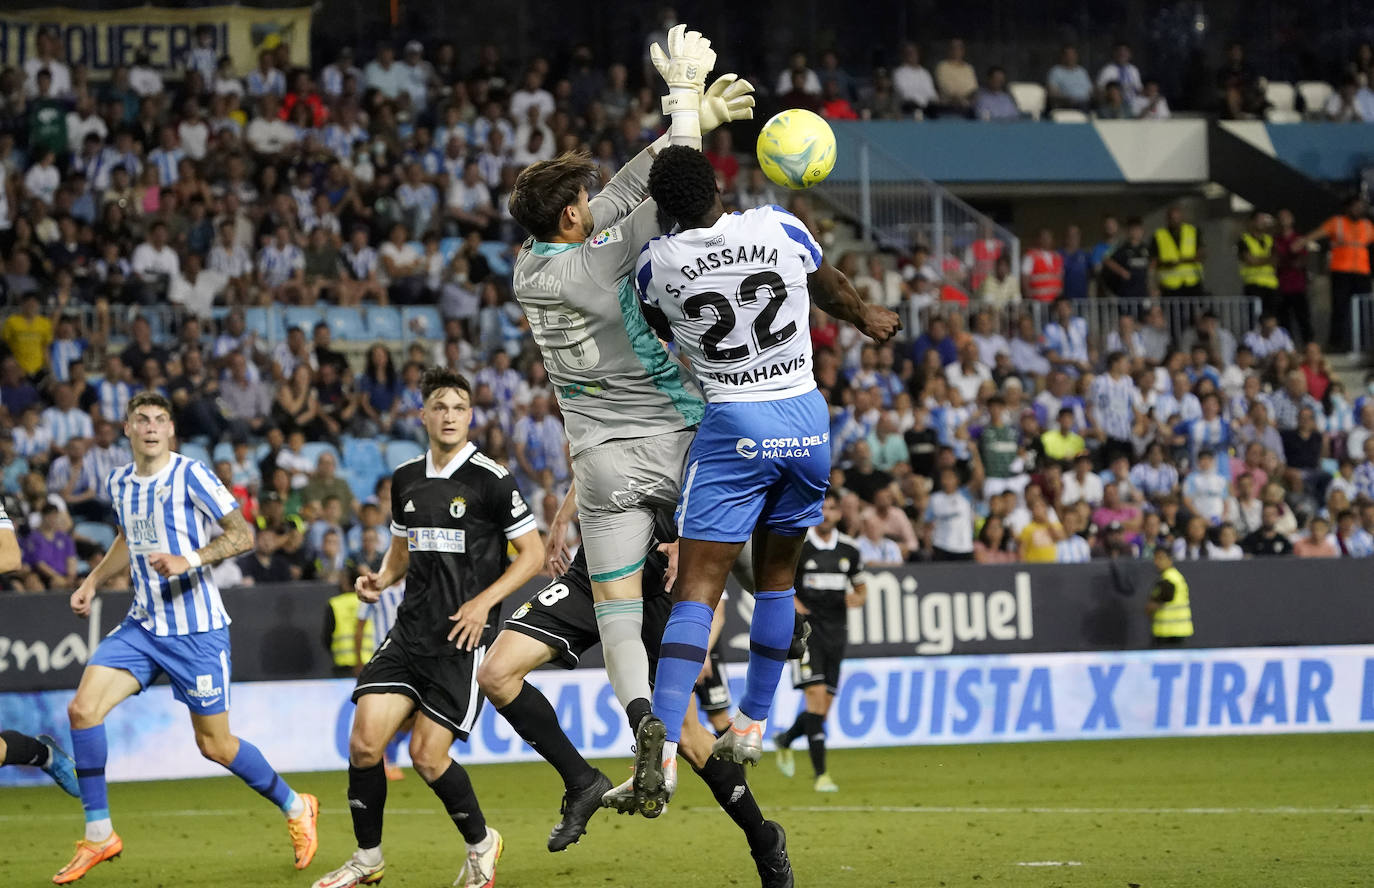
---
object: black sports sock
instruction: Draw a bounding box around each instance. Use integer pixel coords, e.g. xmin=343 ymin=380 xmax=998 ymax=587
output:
xmin=497 ymin=682 xmax=599 ymax=790
xmin=777 ymin=713 xmax=805 ymax=747
xmin=348 ymin=762 xmax=388 ymax=849
xmin=427 ymin=760 xmax=488 ymax=845
xmin=805 ymin=714 xmax=827 ymax=776
xmin=625 ymin=697 xmax=653 ymax=734
xmin=1 ymin=731 xmax=48 ymax=767
xmin=694 ymin=756 xmax=770 ymax=852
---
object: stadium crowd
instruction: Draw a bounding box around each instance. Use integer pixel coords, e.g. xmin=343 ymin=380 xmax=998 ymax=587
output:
xmin=2 ymin=26 xmax=1374 ymax=595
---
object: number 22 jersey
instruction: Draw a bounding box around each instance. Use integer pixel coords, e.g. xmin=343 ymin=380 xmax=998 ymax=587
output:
xmin=635 ymin=204 xmax=822 ymax=403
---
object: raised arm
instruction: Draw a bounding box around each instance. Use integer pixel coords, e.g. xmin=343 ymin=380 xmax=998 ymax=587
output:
xmin=808 ymin=260 xmax=903 ymax=344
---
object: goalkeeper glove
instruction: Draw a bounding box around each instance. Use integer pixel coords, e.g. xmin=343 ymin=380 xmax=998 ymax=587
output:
xmin=698 ymin=74 xmax=756 ymax=134
xmin=651 ymin=23 xmax=716 ymax=114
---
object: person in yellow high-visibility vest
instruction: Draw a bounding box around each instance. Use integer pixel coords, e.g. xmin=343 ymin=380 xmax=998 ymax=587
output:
xmin=323 ymin=590 xmax=373 ymax=677
xmin=1146 ymin=547 xmax=1193 ymax=646
xmin=1237 ymin=210 xmax=1279 ymax=316
xmin=1151 ymin=204 xmax=1206 ymax=298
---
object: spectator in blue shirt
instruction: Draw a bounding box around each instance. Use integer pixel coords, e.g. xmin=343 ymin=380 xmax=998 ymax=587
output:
xmin=1060 ymin=225 xmax=1092 ymax=301
xmin=910 ymin=315 xmax=958 ymax=368
xmin=973 ymin=67 xmax=1020 ymax=120
xmin=1046 ymin=45 xmax=1093 ymax=110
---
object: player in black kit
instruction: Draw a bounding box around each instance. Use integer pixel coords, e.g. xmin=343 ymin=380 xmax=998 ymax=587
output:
xmin=475 ymin=504 xmax=795 ymax=888
xmin=313 ymin=367 xmax=543 ymax=888
xmin=772 ymin=491 xmax=867 ymax=793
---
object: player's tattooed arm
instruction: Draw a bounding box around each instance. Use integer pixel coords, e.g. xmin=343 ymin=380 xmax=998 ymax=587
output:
xmin=808 ymin=260 xmax=903 ymax=345
xmin=196 ymin=510 xmax=254 ymax=565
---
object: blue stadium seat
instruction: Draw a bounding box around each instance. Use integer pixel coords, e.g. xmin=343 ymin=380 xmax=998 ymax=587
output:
xmin=74 ymin=521 xmax=117 ymax=550
xmin=402 ymin=306 xmax=443 ymax=339
xmin=342 ymin=436 xmax=386 ymax=476
xmin=438 ymin=237 xmax=463 ymax=264
xmin=181 ymin=441 xmax=213 ymax=467
xmin=340 ymin=468 xmax=379 ymax=504
xmin=243 ymin=307 xmax=286 ymax=342
xmin=284 ymin=307 xmax=326 ymax=337
xmin=366 ymin=306 xmax=404 ymax=340
xmin=478 ymin=241 xmax=512 ymax=277
xmin=327 ymin=307 xmax=368 ymax=342
xmin=386 ymin=439 xmax=425 ymax=469
xmin=300 ymin=441 xmax=341 ymax=470
xmin=212 ymin=441 xmax=235 ymax=464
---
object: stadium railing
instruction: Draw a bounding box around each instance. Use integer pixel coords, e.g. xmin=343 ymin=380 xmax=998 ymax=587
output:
xmin=1352 ymin=294 xmax=1374 ymax=355
xmin=903 ymin=294 xmax=1263 ymax=346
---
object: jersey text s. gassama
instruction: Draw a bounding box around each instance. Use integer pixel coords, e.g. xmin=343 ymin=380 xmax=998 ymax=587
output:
xmin=635 ymin=204 xmax=822 ymax=403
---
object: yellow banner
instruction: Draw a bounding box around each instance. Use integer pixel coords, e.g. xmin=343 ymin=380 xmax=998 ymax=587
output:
xmin=0 ymin=5 xmax=312 ymax=77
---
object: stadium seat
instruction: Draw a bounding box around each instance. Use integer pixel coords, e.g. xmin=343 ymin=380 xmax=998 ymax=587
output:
xmin=478 ymin=241 xmax=512 ymax=277
xmin=386 ymin=438 xmax=425 ymax=469
xmin=243 ymin=307 xmax=285 ymax=342
xmin=1009 ymin=82 xmax=1047 ymax=120
xmin=326 ymin=307 xmax=368 ymax=341
xmin=402 ymin=306 xmax=443 ymax=339
xmin=181 ymin=441 xmax=213 ymax=467
xmin=438 ymin=237 xmax=463 ymax=264
xmin=340 ymin=467 xmax=379 ymax=504
xmin=74 ymin=521 xmax=116 ymax=550
xmin=1296 ymin=81 xmax=1333 ymax=116
xmin=300 ymin=440 xmax=340 ymax=470
xmin=212 ymin=441 xmax=235 ymax=464
xmin=1050 ymin=108 xmax=1089 ymax=123
xmin=1265 ymin=108 xmax=1303 ymax=124
xmin=366 ymin=305 xmax=404 ymax=339
xmin=342 ymin=436 xmax=386 ymax=478
xmin=1264 ymin=81 xmax=1296 ymax=112
xmin=284 ymin=306 xmax=326 ymax=336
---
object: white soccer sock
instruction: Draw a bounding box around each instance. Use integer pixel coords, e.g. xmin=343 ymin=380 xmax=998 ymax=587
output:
xmin=283 ymin=791 xmax=306 ymax=819
xmin=662 ymin=740 xmax=679 ymax=762
xmin=466 ymin=827 xmax=494 ymax=854
xmin=356 ymin=845 xmax=383 ymax=867
xmin=593 ymin=600 xmax=652 ymax=710
xmin=85 ymin=818 xmax=114 ymax=843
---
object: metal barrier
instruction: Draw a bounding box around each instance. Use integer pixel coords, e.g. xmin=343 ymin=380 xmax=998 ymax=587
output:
xmin=817 ymin=129 xmax=1020 ymax=301
xmin=903 ymin=295 xmax=1264 ymax=348
xmin=1353 ymin=294 xmax=1374 ymax=355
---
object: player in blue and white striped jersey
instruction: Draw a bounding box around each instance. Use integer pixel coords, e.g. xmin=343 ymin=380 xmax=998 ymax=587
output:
xmin=358 ymin=580 xmax=406 ymax=662
xmin=52 ymin=392 xmax=319 ymax=884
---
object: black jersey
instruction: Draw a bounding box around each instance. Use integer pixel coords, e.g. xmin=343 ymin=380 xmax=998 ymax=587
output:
xmin=795 ymin=527 xmax=866 ymax=628
xmin=389 ymin=443 xmax=537 ymax=657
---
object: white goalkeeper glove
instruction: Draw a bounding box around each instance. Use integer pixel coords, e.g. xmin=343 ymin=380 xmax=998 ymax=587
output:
xmin=651 ymin=23 xmax=716 ymax=148
xmin=698 ymin=74 xmax=755 ymax=134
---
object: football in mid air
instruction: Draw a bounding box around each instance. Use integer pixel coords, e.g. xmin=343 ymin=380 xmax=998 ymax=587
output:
xmin=755 ymin=109 xmax=837 ymax=190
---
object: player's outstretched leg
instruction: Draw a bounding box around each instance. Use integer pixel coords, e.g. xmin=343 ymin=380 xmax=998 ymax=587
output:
xmin=190 ymin=712 xmax=319 ymax=869
xmin=0 ymin=730 xmax=80 ymax=797
xmin=714 ymin=532 xmax=806 ymax=766
xmin=410 ymin=717 xmax=501 ymax=888
xmin=681 ymin=711 xmax=794 ymax=888
xmin=54 ymin=665 xmax=141 ymax=885
xmin=478 ymin=632 xmax=612 ymax=851
xmin=314 ymin=694 xmax=414 ymax=888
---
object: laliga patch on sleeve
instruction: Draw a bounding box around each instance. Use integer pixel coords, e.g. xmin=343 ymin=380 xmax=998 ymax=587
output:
xmin=589 ymin=226 xmax=623 ymax=248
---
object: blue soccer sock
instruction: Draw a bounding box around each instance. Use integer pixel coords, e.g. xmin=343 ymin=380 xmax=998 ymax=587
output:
xmin=71 ymin=725 xmax=112 ymax=839
xmin=740 ymin=588 xmax=796 ymax=721
xmin=227 ymin=739 xmax=298 ymax=815
xmin=652 ymin=601 xmax=715 ymax=743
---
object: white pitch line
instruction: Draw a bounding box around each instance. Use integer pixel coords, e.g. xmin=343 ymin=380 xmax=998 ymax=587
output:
xmin=1017 ymin=861 xmax=1084 ymax=867
xmin=3 ymin=803 xmax=1370 ymax=824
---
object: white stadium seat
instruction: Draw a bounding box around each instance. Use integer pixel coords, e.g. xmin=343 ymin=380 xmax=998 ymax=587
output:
xmin=1264 ymin=81 xmax=1296 ymax=112
xmin=1296 ymin=81 xmax=1333 ymax=116
xmin=1265 ymin=108 xmax=1303 ymax=124
xmin=1010 ymin=82 xmax=1047 ymax=120
xmin=1050 ymin=108 xmax=1089 ymax=123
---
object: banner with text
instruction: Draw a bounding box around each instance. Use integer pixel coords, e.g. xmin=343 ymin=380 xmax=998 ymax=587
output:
xmin=0 ymin=5 xmax=312 ymax=77
xmin=3 ymin=645 xmax=1372 ymax=787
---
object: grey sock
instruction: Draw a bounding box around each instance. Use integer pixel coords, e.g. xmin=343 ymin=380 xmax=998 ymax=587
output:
xmin=593 ymin=599 xmax=652 ymax=710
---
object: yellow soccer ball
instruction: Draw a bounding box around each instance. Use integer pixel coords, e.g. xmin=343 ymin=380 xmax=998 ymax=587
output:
xmin=755 ymin=109 xmax=837 ymax=190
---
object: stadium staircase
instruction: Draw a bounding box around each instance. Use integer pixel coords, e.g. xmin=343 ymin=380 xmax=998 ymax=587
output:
xmin=1207 ymin=122 xmax=1344 ymax=230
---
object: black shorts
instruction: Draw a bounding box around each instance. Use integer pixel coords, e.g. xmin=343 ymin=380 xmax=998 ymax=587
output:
xmin=694 ymin=642 xmax=732 ymax=713
xmin=504 ymin=574 xmax=673 ymax=671
xmin=353 ymin=635 xmax=484 ymax=741
xmin=791 ymin=621 xmax=846 ymax=694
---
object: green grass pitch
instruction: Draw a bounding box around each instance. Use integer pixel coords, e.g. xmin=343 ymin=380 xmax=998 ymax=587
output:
xmin=4 ymin=734 xmax=1369 ymax=886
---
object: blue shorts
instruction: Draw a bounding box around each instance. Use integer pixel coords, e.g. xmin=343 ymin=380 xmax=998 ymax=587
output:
xmin=677 ymin=389 xmax=831 ymax=542
xmin=90 ymin=618 xmax=232 ymax=715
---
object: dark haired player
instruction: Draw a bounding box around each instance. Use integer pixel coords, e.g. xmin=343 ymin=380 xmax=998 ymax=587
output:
xmin=630 ymin=145 xmax=901 ymax=814
xmin=508 ymin=26 xmax=753 ymax=769
xmin=313 ymin=368 xmax=543 ymax=888
xmin=773 ymin=491 xmax=867 ymax=792
xmin=56 ymin=391 xmax=315 ymax=884
xmin=476 ymin=506 xmax=794 ymax=887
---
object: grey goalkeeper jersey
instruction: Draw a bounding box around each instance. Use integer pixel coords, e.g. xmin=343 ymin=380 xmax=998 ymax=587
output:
xmin=512 ymin=143 xmax=704 ymax=457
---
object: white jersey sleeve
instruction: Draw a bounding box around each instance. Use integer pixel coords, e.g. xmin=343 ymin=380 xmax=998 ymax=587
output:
xmin=636 ymin=205 xmax=821 ymax=403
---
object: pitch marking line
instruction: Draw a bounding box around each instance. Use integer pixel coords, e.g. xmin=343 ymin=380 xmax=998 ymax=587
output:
xmin=2 ymin=803 xmax=1370 ymax=823
xmin=1017 ymin=861 xmax=1084 ymax=867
